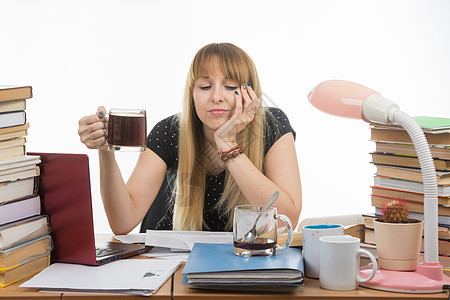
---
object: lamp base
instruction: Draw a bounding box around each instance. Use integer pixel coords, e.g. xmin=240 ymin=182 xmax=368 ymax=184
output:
xmin=360 ymin=263 xmax=450 ymax=293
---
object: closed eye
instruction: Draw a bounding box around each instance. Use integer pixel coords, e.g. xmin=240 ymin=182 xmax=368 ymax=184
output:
xmin=200 ymin=86 xmax=212 ymax=90
xmin=225 ymin=86 xmax=238 ymax=90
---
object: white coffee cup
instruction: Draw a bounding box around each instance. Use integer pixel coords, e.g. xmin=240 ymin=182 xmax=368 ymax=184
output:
xmin=302 ymin=224 xmax=344 ymax=278
xmin=319 ymin=235 xmax=377 ymax=291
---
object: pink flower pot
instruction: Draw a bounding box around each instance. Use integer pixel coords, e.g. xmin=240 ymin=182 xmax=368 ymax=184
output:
xmin=373 ymin=219 xmax=423 ymax=271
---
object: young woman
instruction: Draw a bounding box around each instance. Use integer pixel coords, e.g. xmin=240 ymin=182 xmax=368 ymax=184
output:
xmin=78 ymin=43 xmax=302 ymax=234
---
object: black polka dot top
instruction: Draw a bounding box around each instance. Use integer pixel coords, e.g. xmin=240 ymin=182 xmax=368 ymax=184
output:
xmin=146 ymin=107 xmax=296 ymax=231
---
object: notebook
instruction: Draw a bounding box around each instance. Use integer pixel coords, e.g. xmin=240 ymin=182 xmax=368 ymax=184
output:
xmin=28 ymin=152 xmax=152 ymax=266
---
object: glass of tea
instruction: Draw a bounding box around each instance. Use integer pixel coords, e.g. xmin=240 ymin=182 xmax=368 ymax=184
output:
xmin=233 ymin=205 xmax=293 ymax=257
xmin=107 ymin=108 xmax=147 ymax=152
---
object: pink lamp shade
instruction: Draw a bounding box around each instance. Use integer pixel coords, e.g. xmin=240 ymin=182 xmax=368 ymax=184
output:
xmin=308 ymin=80 xmax=379 ymax=120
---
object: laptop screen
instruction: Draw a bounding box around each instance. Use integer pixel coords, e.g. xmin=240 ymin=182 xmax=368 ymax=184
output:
xmin=29 ymin=152 xmax=99 ymax=265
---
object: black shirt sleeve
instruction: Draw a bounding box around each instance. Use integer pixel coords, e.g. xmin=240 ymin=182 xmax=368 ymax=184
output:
xmin=146 ymin=115 xmax=179 ymax=169
xmin=264 ymin=107 xmax=296 ymax=155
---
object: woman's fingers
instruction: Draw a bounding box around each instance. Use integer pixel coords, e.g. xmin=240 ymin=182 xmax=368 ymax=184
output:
xmin=240 ymin=84 xmax=253 ymax=112
xmin=78 ymin=107 xmax=108 ymax=149
xmin=245 ymin=83 xmax=261 ymax=111
xmin=97 ymin=106 xmax=107 ymax=118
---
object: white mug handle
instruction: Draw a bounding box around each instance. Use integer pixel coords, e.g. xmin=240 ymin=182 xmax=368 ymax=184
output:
xmin=356 ymin=249 xmax=377 ymax=283
xmin=276 ymin=214 xmax=293 ymax=251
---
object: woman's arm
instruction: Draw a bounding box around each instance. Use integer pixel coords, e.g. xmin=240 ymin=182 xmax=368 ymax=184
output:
xmin=78 ymin=106 xmax=167 ymax=234
xmin=98 ymin=149 xmax=167 ymax=234
xmin=225 ymin=132 xmax=302 ymax=228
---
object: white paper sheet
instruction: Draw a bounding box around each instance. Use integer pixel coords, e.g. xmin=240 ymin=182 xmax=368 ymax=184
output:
xmin=141 ymin=247 xmax=190 ymax=261
xmin=145 ymin=230 xmax=233 ymax=250
xmin=21 ymin=259 xmax=181 ymax=296
xmin=114 ymin=233 xmax=146 ymax=244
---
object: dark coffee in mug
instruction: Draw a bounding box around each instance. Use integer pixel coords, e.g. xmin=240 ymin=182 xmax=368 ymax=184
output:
xmin=108 ymin=109 xmax=147 ymax=151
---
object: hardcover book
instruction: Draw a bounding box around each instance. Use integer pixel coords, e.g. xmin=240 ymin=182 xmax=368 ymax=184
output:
xmin=0 ymin=123 xmax=29 ymax=141
xmin=0 ymin=111 xmax=26 ymax=129
xmin=373 ymin=176 xmax=450 ymax=197
xmin=371 ymin=186 xmax=450 ymax=206
xmin=0 ymin=253 xmax=49 ymax=288
xmin=370 ymin=125 xmax=450 ymax=145
xmin=0 ymin=86 xmax=32 ymax=103
xmin=375 ymin=142 xmax=450 ymax=160
xmin=371 ymin=152 xmax=450 ymax=171
xmin=375 ymin=164 xmax=450 ymax=185
xmin=0 ymin=195 xmax=41 ymax=226
xmin=0 ymin=215 xmax=51 ymax=250
xmin=0 ymin=99 xmax=26 ymax=114
xmin=0 ymin=235 xmax=52 ymax=271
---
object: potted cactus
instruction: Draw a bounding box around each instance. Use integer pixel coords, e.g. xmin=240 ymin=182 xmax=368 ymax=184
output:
xmin=373 ymin=200 xmax=423 ymax=271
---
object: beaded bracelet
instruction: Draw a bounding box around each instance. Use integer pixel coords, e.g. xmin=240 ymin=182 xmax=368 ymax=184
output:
xmin=219 ymin=146 xmax=245 ymax=164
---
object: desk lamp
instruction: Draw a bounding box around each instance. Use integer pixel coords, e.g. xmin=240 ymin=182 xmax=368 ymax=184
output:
xmin=308 ymin=80 xmax=450 ymax=293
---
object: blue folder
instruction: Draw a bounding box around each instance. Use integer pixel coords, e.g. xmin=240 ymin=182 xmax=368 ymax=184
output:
xmin=182 ymin=243 xmax=304 ymax=290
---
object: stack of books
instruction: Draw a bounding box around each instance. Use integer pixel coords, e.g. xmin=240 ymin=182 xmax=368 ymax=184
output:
xmin=363 ymin=116 xmax=450 ymax=274
xmin=0 ymin=86 xmax=52 ymax=287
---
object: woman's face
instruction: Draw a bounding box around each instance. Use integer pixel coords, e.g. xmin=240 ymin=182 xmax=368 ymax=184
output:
xmin=193 ymin=61 xmax=239 ymax=133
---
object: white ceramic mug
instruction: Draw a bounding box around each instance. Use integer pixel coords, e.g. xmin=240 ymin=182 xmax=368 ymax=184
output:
xmin=302 ymin=224 xmax=344 ymax=278
xmin=319 ymin=235 xmax=377 ymax=291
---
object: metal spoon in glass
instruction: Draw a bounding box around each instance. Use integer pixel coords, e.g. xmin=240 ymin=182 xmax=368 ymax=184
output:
xmin=241 ymin=191 xmax=280 ymax=243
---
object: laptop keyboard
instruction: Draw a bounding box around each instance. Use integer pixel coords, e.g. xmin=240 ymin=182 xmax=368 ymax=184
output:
xmin=95 ymin=247 xmax=122 ymax=258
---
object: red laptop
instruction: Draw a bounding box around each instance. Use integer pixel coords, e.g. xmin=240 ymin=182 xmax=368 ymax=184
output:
xmin=29 ymin=152 xmax=152 ymax=265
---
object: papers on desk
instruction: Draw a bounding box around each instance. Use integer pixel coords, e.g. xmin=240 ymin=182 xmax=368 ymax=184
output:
xmin=114 ymin=230 xmax=233 ymax=261
xmin=20 ymin=259 xmax=181 ymax=296
xmin=145 ymin=230 xmax=233 ymax=250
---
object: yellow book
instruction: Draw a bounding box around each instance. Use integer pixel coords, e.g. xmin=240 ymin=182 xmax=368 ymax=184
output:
xmin=0 ymin=253 xmax=50 ymax=288
xmin=0 ymin=86 xmax=32 ymax=102
xmin=0 ymin=235 xmax=52 ymax=271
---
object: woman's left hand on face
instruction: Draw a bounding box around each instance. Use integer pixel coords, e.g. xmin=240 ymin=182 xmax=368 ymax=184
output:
xmin=214 ymin=83 xmax=261 ymax=149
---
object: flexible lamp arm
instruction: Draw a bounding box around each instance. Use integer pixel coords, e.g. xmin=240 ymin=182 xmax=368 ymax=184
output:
xmin=308 ymin=80 xmax=439 ymax=264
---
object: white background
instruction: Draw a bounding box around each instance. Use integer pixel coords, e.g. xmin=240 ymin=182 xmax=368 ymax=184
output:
xmin=1 ymin=0 xmax=449 ymax=233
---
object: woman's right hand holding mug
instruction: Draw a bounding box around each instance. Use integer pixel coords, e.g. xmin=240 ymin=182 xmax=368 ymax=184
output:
xmin=78 ymin=106 xmax=108 ymax=150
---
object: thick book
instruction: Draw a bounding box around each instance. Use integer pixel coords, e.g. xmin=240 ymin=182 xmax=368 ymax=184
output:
xmin=371 ymin=196 xmax=450 ymax=216
xmin=0 ymin=99 xmax=26 ymax=114
xmin=0 ymin=155 xmax=40 ymax=171
xmin=0 ymin=215 xmax=51 ymax=250
xmin=0 ymin=235 xmax=52 ymax=271
xmin=371 ymin=127 xmax=450 ymax=145
xmin=371 ymin=116 xmax=450 ymax=132
xmin=371 ymin=152 xmax=450 ymax=171
xmin=0 ymin=145 xmax=26 ymax=160
xmin=0 ymin=195 xmax=41 ymax=226
xmin=182 ymin=243 xmax=303 ymax=291
xmin=0 ymin=86 xmax=32 ymax=102
xmin=371 ymin=186 xmax=450 ymax=207
xmin=0 ymin=166 xmax=39 ymax=183
xmin=0 ymin=253 xmax=49 ymax=288
xmin=373 ymin=176 xmax=450 ymax=197
xmin=375 ymin=164 xmax=450 ymax=185
xmin=0 ymin=111 xmax=26 ymax=129
xmin=0 ymin=123 xmax=29 ymax=141
xmin=0 ymin=177 xmax=38 ymax=205
xmin=375 ymin=142 xmax=450 ymax=160
xmin=0 ymin=137 xmax=26 ymax=150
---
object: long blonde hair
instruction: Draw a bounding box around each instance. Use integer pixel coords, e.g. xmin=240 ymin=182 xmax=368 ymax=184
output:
xmin=173 ymin=43 xmax=265 ymax=231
